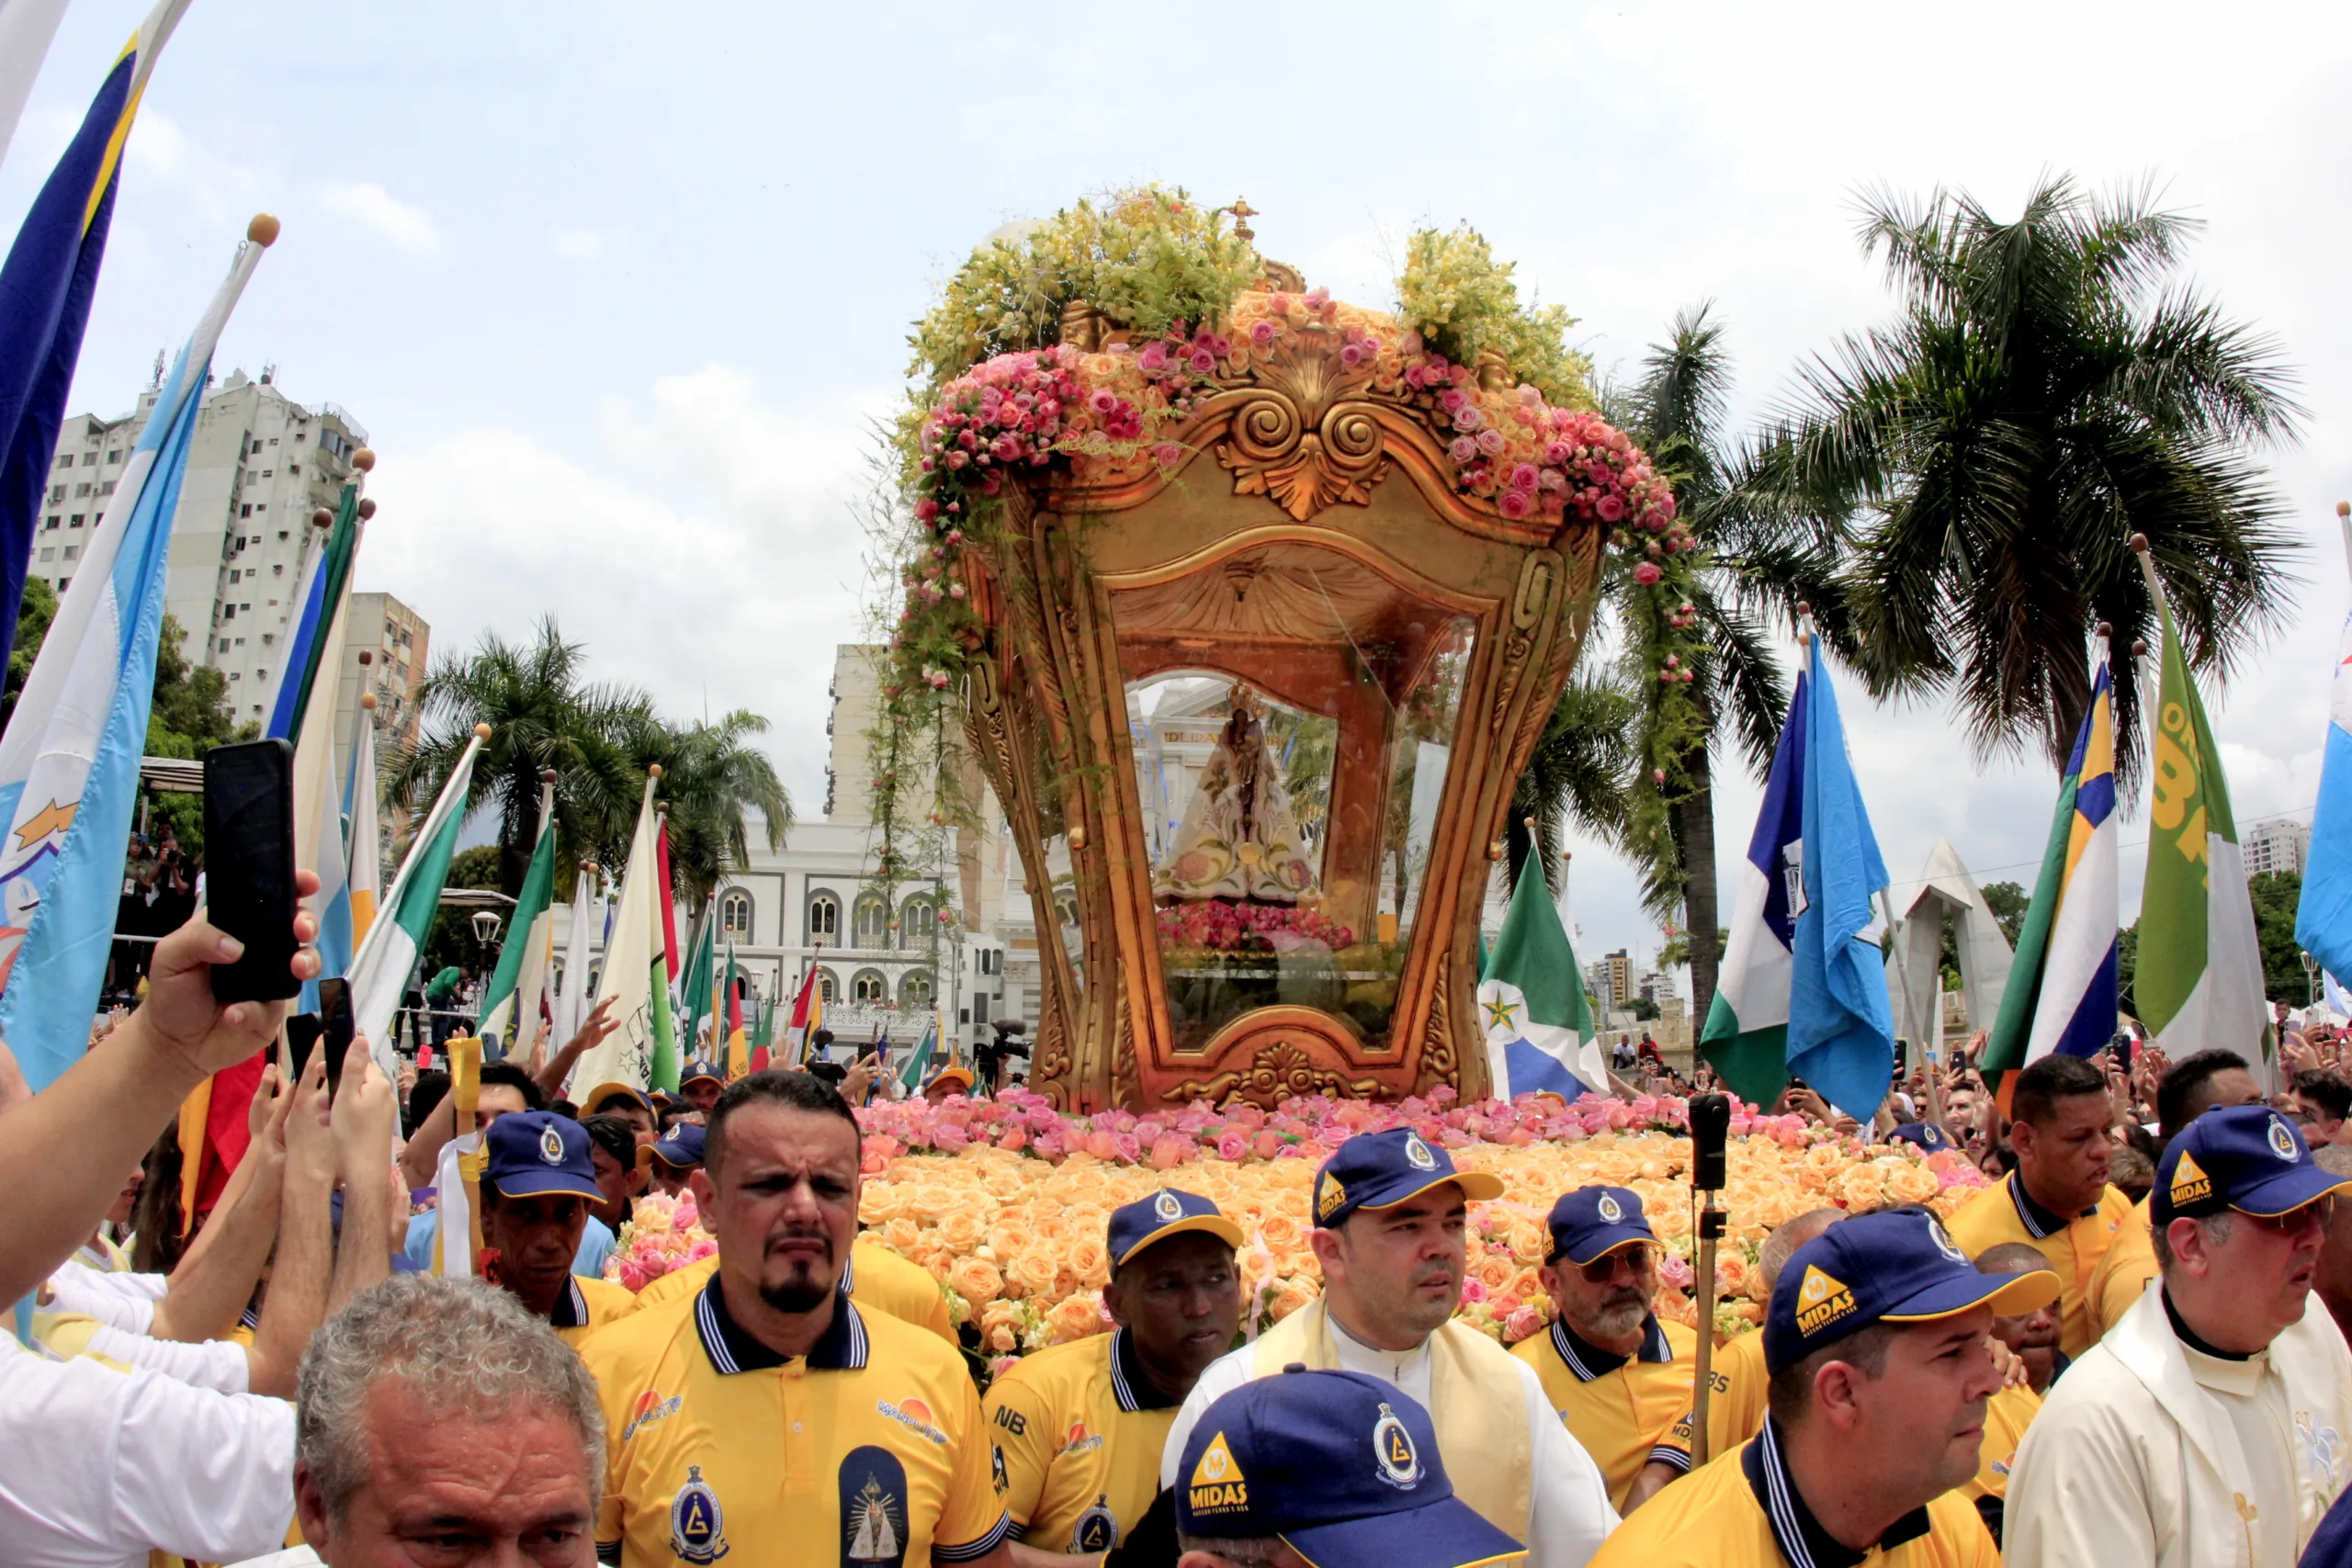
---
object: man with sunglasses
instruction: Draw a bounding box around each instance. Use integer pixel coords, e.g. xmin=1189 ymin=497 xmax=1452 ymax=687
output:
xmin=2006 ymin=1104 xmax=2352 ymax=1566
xmin=1513 ymin=1186 xmax=1694 ymax=1514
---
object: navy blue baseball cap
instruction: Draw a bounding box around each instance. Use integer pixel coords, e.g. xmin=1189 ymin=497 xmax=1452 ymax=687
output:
xmin=1176 ymin=1368 xmax=1521 ymax=1568
xmin=1108 ymin=1190 xmax=1243 ymax=1269
xmin=1312 ymin=1129 xmax=1504 ymax=1229
xmin=1545 ymin=1185 xmax=1654 ymax=1267
xmin=482 ymin=1112 xmax=603 ymax=1202
xmin=681 ymin=1060 xmax=722 ymax=1089
xmin=650 ymin=1122 xmax=707 ymax=1169
xmin=2154 ymin=1103 xmax=2352 ymax=1227
xmin=1763 ymin=1208 xmax=2059 ymax=1375
xmin=1889 ymin=1122 xmax=1954 ymax=1156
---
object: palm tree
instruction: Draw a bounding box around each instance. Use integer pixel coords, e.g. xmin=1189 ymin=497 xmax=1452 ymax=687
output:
xmin=1505 ymin=676 xmax=1639 ymax=891
xmin=387 ymin=616 xmax=652 ymax=895
xmin=595 ymin=707 xmax=793 ymax=910
xmin=1761 ymin=175 xmax=2301 ymax=795
xmin=1610 ymin=307 xmax=1798 ymax=1025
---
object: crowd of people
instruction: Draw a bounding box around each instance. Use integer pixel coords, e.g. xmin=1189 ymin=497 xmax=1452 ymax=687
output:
xmin=8 ymin=889 xmax=2352 ymax=1567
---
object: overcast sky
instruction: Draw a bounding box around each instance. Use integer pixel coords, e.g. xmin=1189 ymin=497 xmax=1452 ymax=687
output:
xmin=6 ymin=0 xmax=2349 ymax=976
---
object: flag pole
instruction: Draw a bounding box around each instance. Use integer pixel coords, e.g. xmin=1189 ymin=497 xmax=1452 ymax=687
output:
xmin=2337 ymin=502 xmax=2352 ymax=584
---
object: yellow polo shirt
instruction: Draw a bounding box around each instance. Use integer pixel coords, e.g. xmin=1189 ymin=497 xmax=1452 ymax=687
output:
xmin=983 ymin=1327 xmax=1179 ymax=1555
xmin=632 ymin=1238 xmax=954 ymax=1344
xmin=583 ymin=1278 xmax=1008 ymax=1566
xmin=1946 ymin=1173 xmax=2145 ymax=1358
xmin=1589 ymin=1417 xmax=2000 ymax=1568
xmin=552 ymin=1276 xmax=641 ymax=1350
xmin=1962 ymin=1382 xmax=2041 ymax=1501
xmin=1512 ymin=1313 xmax=1696 ymax=1510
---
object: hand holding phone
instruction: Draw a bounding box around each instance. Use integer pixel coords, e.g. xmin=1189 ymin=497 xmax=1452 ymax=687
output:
xmin=202 ymin=739 xmax=300 ymax=1003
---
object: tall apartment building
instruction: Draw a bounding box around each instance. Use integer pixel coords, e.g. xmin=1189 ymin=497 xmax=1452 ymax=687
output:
xmin=329 ymin=592 xmax=431 ymax=755
xmin=2244 ymin=815 xmax=2312 ymax=879
xmin=1603 ymin=948 xmax=1633 ymax=1010
xmin=40 ymin=367 xmax=368 ymax=724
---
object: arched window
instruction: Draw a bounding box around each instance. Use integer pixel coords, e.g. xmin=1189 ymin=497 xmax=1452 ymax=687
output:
xmin=853 ymin=895 xmax=888 ymax=950
xmin=807 ymin=892 xmax=840 ymax=943
xmin=900 ymin=896 xmax=934 ymax=950
xmin=899 ymin=970 xmax=934 ymax=1010
xmin=850 ymin=968 xmax=887 ymax=1004
xmin=815 ymin=966 xmax=840 ymax=1004
xmin=720 ymin=889 xmax=753 ymax=942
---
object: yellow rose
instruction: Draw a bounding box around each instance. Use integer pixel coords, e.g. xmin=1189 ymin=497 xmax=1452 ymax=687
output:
xmin=950 ymin=1256 xmax=1003 ymax=1309
xmin=1884 ymin=1164 xmax=1940 ymax=1205
xmin=987 ymin=1323 xmax=1018 ymax=1353
xmin=881 ymin=1216 xmax=922 ymax=1254
xmin=1257 ymin=1213 xmax=1303 ymax=1251
xmin=936 ymin=1209 xmax=986 ymax=1251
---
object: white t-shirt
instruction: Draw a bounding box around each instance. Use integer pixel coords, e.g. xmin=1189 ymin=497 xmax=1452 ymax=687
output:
xmin=1161 ymin=1313 xmax=1619 ymax=1568
xmin=40 ymin=1268 xmax=162 ymax=1335
xmin=0 ymin=1336 xmax=296 ymax=1568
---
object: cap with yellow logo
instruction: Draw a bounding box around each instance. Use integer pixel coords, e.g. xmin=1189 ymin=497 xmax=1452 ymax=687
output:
xmin=2154 ymin=1103 xmax=2352 ymax=1228
xmin=1175 ymin=1368 xmax=1521 ymax=1568
xmin=1310 ymin=1129 xmax=1504 ymax=1231
xmin=1762 ymin=1209 xmax=2059 ymax=1375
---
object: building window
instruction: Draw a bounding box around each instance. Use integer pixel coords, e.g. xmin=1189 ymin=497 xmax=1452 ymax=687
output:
xmin=67 ymin=514 xmax=81 ymax=528
xmin=73 ymin=483 xmax=88 ymax=497
xmin=241 ymin=504 xmax=252 ymax=518
xmin=61 ymin=546 xmax=75 ymax=560
xmin=219 ymin=638 xmax=231 ymax=652
xmin=900 ymin=896 xmax=933 ymax=949
xmin=973 ymin=991 xmax=989 ymax=1023
xmin=720 ymin=889 xmax=752 ymax=942
xmin=104 ymin=449 xmax=119 ymax=464
xmin=899 ymin=970 xmax=933 ymax=1010
xmin=37 ymin=547 xmax=53 ymax=562
xmin=222 ymin=605 xmax=234 ymax=619
xmin=96 ymin=481 xmax=112 ymax=495
xmin=807 ymin=893 xmax=840 ymax=943
xmin=40 ymin=517 xmax=57 ymax=533
xmin=815 ymin=966 xmax=839 ymax=1004
xmin=79 ymin=452 xmax=94 ymax=467
xmin=52 ymin=455 xmax=70 ymax=471
xmin=852 ymin=895 xmax=888 ymax=949
xmin=850 ymin=969 xmax=887 ymax=1004
xmin=229 ymin=570 xmax=240 ymax=583
xmin=48 ymin=485 xmax=62 ymax=502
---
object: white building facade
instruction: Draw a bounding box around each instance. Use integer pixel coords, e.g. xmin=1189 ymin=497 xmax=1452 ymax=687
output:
xmin=2244 ymin=815 xmax=2312 ymax=879
xmin=41 ymin=367 xmax=369 ymax=725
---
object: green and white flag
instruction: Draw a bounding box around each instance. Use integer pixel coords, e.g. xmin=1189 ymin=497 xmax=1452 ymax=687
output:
xmin=574 ymin=772 xmax=662 ymax=1096
xmin=476 ymin=776 xmax=559 ymax=1055
xmin=2136 ymin=567 xmax=2269 ymax=1065
xmin=352 ymin=728 xmax=487 ymax=1084
xmin=899 ymin=1014 xmax=939 ymax=1097
xmin=1477 ymin=854 xmax=1604 ymax=1099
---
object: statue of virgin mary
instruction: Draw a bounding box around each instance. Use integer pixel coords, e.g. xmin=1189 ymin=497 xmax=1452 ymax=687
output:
xmin=1154 ymin=684 xmax=1317 ymax=904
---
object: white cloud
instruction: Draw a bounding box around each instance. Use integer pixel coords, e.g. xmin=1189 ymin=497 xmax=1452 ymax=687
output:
xmin=552 ymin=226 xmax=628 ymax=263
xmin=356 ymin=367 xmax=889 ymax=812
xmin=316 ymin=180 xmax=442 ymax=256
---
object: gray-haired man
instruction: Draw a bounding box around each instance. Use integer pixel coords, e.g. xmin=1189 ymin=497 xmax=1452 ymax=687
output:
xmin=293 ymin=1275 xmax=605 ymax=1564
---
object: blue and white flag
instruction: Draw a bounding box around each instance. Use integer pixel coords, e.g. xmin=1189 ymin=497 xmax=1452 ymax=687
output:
xmin=1478 ymin=848 xmax=1603 ymax=1100
xmin=0 ymin=0 xmax=193 ymax=672
xmin=1985 ymin=651 xmax=2120 ymax=1088
xmin=1700 ymin=661 xmax=1809 ymax=1110
xmin=0 ymin=220 xmax=272 ymax=1089
xmin=1787 ymin=636 xmax=1897 ymax=1120
xmin=2300 ymin=609 xmax=2352 ymax=983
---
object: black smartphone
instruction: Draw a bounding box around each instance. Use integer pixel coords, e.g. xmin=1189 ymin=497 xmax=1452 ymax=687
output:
xmin=202 ymin=739 xmax=299 ymax=1003
xmin=284 ymin=1013 xmax=323 ymax=1081
xmin=317 ymin=976 xmax=354 ymax=1099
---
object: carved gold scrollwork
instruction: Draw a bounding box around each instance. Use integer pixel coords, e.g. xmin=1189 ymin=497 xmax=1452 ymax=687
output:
xmin=1165 ymin=1042 xmax=1385 ymax=1111
xmin=1213 ymin=329 xmax=1393 ymax=523
xmin=1419 ymin=950 xmax=1458 ymax=1090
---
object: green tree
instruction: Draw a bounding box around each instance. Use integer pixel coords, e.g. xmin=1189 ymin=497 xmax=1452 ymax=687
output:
xmin=1 ymin=577 xmax=56 ymax=735
xmin=2249 ymin=870 xmax=2312 ymax=1005
xmin=1763 ymin=176 xmax=2301 ymax=799
xmin=386 ymin=616 xmax=652 ymax=897
xmin=419 ymin=843 xmax=505 ymax=979
xmin=583 ymin=705 xmax=792 ymax=911
xmin=1980 ymin=880 xmax=2030 ymax=947
xmin=141 ymin=617 xmax=253 ymax=853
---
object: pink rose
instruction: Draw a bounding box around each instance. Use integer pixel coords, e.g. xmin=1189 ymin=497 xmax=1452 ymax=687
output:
xmin=1498 ymin=490 xmax=1532 ymax=519
xmin=1149 ymin=1134 xmax=1197 ymax=1170
xmin=1189 ymin=349 xmax=1216 ymax=374
xmin=1113 ymin=1133 xmax=1142 ymax=1164
xmin=1153 ymin=442 xmax=1183 ymax=468
xmin=1083 ymin=1129 xmax=1120 ymax=1161
xmin=1504 ymin=1305 xmax=1544 ymax=1343
xmin=1089 ymin=388 xmax=1117 ymax=415
xmin=1138 ymin=344 xmax=1169 ymax=372
xmin=1597 ymin=493 xmax=1625 ymax=522
xmin=1250 ymin=320 xmax=1278 ymax=346
xmin=1634 ymin=562 xmax=1662 ymax=585
xmin=1476 ymin=429 xmax=1506 ymax=456
xmin=1510 ymin=463 xmax=1540 ymax=491
xmin=1216 ymin=1130 xmax=1250 ymax=1161
xmin=1459 ymin=1279 xmax=1488 ymax=1304
xmin=933 ymin=1122 xmax=969 ymax=1151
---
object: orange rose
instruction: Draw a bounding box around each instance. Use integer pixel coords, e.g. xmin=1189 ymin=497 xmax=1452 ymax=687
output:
xmin=1045 ymin=1292 xmax=1110 ymax=1344
xmin=949 ymin=1257 xmax=1002 ymax=1309
xmin=881 ymin=1216 xmax=922 ymax=1254
xmin=987 ymin=1323 xmax=1018 ymax=1353
xmin=1066 ymin=1238 xmax=1111 ymax=1288
xmin=1474 ymin=1256 xmax=1516 ymax=1293
xmin=1257 ymin=1213 xmax=1303 ymax=1251
xmin=936 ymin=1208 xmax=987 ymax=1250
xmin=1270 ymin=1279 xmax=1320 ymax=1321
xmin=1009 ymin=1250 xmax=1060 ymax=1297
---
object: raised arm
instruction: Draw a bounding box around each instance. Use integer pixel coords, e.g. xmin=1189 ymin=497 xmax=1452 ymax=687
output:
xmin=148 ymin=1066 xmax=293 ymax=1343
xmin=0 ymin=886 xmax=320 ymax=1306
